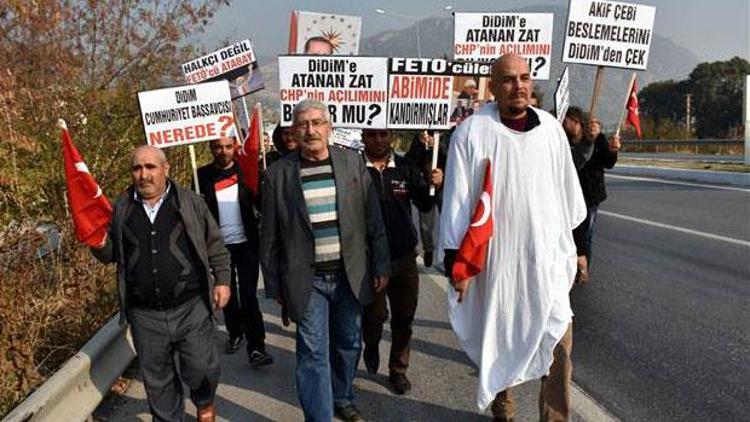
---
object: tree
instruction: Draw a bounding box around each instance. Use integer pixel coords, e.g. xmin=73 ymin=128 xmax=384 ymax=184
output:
xmin=687 ymin=56 xmax=749 ymax=138
xmin=0 ymin=1 xmax=230 ymax=415
xmin=639 ymin=79 xmax=687 ymax=138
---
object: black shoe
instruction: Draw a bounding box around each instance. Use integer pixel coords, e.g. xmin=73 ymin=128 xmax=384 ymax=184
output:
xmin=423 ymin=252 xmax=433 ymax=268
xmin=363 ymin=346 xmax=379 ymax=374
xmin=225 ymin=336 xmax=242 ymax=354
xmin=389 ymin=373 xmax=412 ymax=395
xmin=248 ymin=349 xmax=273 ymax=367
xmin=334 ymin=404 xmax=364 ymax=422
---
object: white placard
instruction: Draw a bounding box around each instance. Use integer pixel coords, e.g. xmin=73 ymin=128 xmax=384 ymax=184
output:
xmin=182 ymin=39 xmax=264 ymax=99
xmin=289 ymin=10 xmax=362 ymax=55
xmin=387 ymin=58 xmax=454 ymax=130
xmin=278 ymin=56 xmax=388 ymax=128
xmin=562 ymin=0 xmax=656 ymax=70
xmin=138 ymin=81 xmax=234 ymax=148
xmin=555 ymin=66 xmax=570 ymax=123
xmin=454 ymin=12 xmax=554 ymax=79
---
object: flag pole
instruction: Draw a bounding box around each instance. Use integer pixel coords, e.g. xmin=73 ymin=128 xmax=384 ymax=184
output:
xmin=588 ymin=66 xmax=605 ymax=120
xmin=429 ymin=131 xmax=440 ymax=197
xmin=615 ymin=72 xmax=638 ymax=138
xmin=188 ymin=145 xmax=200 ymax=195
xmin=255 ymin=102 xmax=267 ymax=170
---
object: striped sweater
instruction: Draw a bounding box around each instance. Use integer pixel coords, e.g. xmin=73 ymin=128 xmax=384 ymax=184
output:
xmin=300 ymin=157 xmax=342 ymax=272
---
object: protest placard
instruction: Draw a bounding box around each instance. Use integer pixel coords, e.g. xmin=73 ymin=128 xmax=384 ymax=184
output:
xmin=387 ymin=58 xmax=454 ymax=130
xmin=278 ymin=56 xmax=388 ymax=128
xmin=454 ymin=12 xmax=554 ymax=79
xmin=555 ymin=66 xmax=570 ymax=123
xmin=562 ymin=0 xmax=655 ymax=70
xmin=138 ymin=80 xmax=235 ymax=148
xmin=182 ymin=39 xmax=264 ymax=99
xmin=288 ymin=10 xmax=362 ymax=55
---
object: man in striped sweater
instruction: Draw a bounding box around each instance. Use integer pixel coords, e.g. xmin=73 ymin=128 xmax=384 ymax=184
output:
xmin=260 ymin=100 xmax=391 ymax=422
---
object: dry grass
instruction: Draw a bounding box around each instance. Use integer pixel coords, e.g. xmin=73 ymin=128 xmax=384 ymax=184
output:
xmin=0 ymin=222 xmax=118 ymax=416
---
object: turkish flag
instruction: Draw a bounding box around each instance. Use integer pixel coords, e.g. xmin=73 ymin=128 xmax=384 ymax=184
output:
xmin=60 ymin=120 xmax=112 ymax=247
xmin=236 ymin=106 xmax=261 ymax=194
xmin=452 ymin=159 xmax=494 ymax=284
xmin=626 ymin=77 xmax=642 ymax=139
xmin=288 ymin=10 xmax=299 ymax=53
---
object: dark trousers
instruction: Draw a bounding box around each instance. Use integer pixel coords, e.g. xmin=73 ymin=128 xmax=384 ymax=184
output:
xmin=362 ymin=251 xmax=419 ymax=375
xmin=224 ymin=241 xmax=266 ymax=352
xmin=128 ymin=296 xmax=220 ymax=422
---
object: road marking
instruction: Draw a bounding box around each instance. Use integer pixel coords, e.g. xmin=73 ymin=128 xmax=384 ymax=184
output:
xmin=420 ymin=269 xmax=620 ymax=422
xmin=599 ymin=210 xmax=750 ymax=247
xmin=606 ymin=174 xmax=750 ymax=192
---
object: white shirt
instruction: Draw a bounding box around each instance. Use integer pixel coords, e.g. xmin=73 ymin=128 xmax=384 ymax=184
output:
xmin=215 ymin=179 xmax=248 ymax=245
xmin=135 ymin=182 xmax=171 ymax=224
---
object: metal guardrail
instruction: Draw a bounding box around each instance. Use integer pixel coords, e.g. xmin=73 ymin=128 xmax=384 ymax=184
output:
xmin=621 ymin=139 xmax=743 ymax=146
xmin=2 ymin=314 xmax=135 ymax=422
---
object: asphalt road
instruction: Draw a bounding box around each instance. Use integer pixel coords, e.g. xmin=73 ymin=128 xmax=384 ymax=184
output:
xmin=96 ymin=272 xmax=608 ymax=421
xmin=570 ymin=174 xmax=750 ymax=421
xmin=94 ymin=173 xmax=748 ymax=421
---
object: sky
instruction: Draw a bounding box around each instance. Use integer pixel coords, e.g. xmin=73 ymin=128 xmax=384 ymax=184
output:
xmin=201 ymin=0 xmax=749 ymax=62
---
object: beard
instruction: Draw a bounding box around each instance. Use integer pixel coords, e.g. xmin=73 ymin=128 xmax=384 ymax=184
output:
xmin=508 ymin=104 xmax=528 ymax=115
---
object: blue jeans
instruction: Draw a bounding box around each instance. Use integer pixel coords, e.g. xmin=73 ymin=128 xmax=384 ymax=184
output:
xmin=584 ymin=205 xmax=599 ymax=264
xmin=296 ymin=270 xmax=362 ymax=422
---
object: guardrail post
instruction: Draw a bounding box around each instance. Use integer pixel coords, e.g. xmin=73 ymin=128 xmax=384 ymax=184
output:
xmin=744 ymin=75 xmax=749 ymax=165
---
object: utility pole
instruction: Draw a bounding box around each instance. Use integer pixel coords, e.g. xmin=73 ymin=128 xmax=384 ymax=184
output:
xmin=685 ymin=93 xmax=692 ymax=137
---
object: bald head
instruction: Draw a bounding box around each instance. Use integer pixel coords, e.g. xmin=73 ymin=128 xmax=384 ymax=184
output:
xmin=489 ymin=54 xmax=532 ymax=119
xmin=132 ymin=145 xmax=167 ymax=166
xmin=131 ymin=145 xmax=169 ymax=203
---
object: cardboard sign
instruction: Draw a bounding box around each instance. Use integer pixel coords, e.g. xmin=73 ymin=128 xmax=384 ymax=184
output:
xmin=329 ymin=128 xmax=363 ymax=150
xmin=387 ymin=58 xmax=454 ymax=130
xmin=289 ymin=10 xmax=362 ymax=55
xmin=278 ymin=56 xmax=388 ymax=128
xmin=555 ymin=66 xmax=570 ymax=123
xmin=181 ymin=39 xmax=264 ymax=99
xmin=138 ymin=81 xmax=234 ymax=148
xmin=454 ymin=12 xmax=554 ymax=79
xmin=562 ymin=0 xmax=656 ymax=70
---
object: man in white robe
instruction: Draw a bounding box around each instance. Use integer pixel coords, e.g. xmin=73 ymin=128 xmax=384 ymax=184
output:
xmin=440 ymin=54 xmax=586 ymax=421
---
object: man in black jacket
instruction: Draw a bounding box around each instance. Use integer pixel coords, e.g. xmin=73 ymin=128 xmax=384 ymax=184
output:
xmin=360 ymin=128 xmax=443 ymax=395
xmin=563 ymin=108 xmax=620 ymax=282
xmin=404 ymin=130 xmax=448 ymax=267
xmin=92 ymin=145 xmax=230 ymax=422
xmin=197 ymin=136 xmax=272 ymax=366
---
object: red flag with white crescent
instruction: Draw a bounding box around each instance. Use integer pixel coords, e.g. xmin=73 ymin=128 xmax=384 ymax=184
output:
xmin=452 ymin=159 xmax=493 ymax=284
xmin=626 ymin=77 xmax=642 ymax=139
xmin=60 ymin=120 xmax=112 ymax=247
xmin=236 ymin=106 xmax=261 ymax=195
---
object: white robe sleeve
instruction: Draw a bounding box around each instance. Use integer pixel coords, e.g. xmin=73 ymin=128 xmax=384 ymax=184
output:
xmin=439 ymin=120 xmax=474 ymax=252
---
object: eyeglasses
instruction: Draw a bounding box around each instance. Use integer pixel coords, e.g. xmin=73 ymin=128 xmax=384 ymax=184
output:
xmin=293 ymin=119 xmax=328 ymax=130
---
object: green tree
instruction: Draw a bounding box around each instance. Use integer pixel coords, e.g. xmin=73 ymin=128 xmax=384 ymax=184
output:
xmin=687 ymin=56 xmax=749 ymax=138
xmin=639 ymin=79 xmax=688 ymax=138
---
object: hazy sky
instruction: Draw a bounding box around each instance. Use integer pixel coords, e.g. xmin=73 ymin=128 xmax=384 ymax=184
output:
xmin=202 ymin=0 xmax=749 ymax=61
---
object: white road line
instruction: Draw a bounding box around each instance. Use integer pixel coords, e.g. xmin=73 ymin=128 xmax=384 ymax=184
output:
xmin=606 ymin=174 xmax=750 ymax=192
xmin=420 ymin=269 xmax=621 ymax=422
xmin=599 ymin=210 xmax=750 ymax=247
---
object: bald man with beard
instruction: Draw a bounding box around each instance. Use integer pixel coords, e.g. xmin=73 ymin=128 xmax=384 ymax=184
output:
xmin=440 ymin=55 xmax=586 ymax=421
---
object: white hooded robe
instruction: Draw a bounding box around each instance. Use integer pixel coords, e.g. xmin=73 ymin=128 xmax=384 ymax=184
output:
xmin=439 ymin=103 xmax=586 ymax=411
